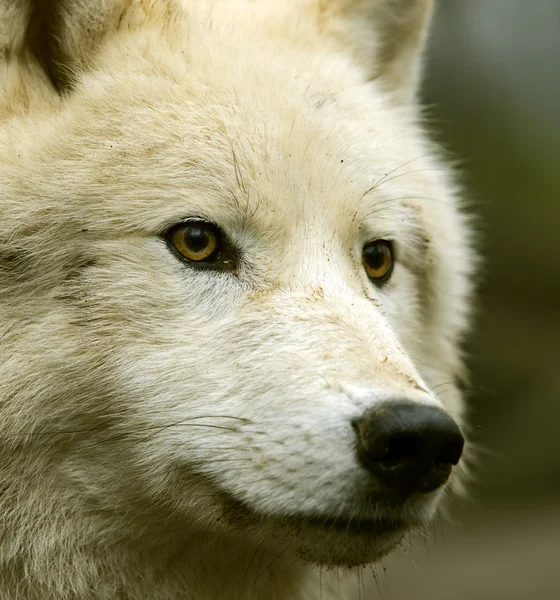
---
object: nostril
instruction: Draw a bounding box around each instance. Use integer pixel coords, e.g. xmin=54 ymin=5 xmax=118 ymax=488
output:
xmin=437 ymin=438 xmax=464 ymax=466
xmin=372 ymin=433 xmax=420 ymax=468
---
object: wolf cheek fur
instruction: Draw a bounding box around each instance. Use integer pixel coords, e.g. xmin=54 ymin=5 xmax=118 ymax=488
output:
xmin=0 ymin=1 xmax=474 ymax=599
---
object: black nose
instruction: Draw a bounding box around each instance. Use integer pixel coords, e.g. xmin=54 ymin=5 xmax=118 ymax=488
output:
xmin=352 ymin=401 xmax=464 ymax=498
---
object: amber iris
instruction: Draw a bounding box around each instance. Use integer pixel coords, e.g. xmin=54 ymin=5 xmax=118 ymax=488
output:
xmin=362 ymin=240 xmax=393 ymax=282
xmin=170 ymin=223 xmax=220 ymax=262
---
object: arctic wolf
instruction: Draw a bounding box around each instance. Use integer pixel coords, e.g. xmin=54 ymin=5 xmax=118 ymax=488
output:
xmin=0 ymin=1 xmax=473 ymax=598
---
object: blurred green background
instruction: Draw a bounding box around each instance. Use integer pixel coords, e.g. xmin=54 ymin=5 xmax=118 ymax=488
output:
xmin=363 ymin=2 xmax=560 ymax=598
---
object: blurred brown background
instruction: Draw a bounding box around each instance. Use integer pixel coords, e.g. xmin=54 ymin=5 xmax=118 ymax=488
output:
xmin=362 ymin=2 xmax=560 ymax=598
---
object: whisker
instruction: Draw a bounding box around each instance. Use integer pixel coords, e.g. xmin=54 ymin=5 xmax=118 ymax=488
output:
xmin=429 ymin=381 xmax=456 ymax=393
xmin=231 ymin=147 xmax=247 ymax=196
xmin=5 ymin=415 xmax=252 ymax=438
xmin=360 ymin=156 xmax=430 ymax=202
xmin=371 ymin=565 xmax=385 ymax=600
xmin=251 ymin=544 xmax=267 ymax=597
xmin=257 ymin=544 xmax=290 ymax=581
xmin=360 ymin=166 xmax=446 ymax=203
xmin=336 ymin=569 xmax=343 ymax=600
xmin=280 ymin=556 xmax=300 ymax=579
xmin=238 ymin=538 xmax=265 ymax=600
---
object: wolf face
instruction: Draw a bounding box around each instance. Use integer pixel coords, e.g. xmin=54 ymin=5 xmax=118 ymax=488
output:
xmin=0 ymin=0 xmax=474 ymax=596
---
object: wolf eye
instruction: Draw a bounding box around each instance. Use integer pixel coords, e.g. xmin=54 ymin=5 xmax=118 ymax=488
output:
xmin=362 ymin=240 xmax=394 ymax=283
xmin=168 ymin=222 xmax=222 ymax=263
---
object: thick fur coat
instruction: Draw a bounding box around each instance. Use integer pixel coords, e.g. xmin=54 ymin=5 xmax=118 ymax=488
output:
xmin=0 ymin=1 xmax=474 ymax=598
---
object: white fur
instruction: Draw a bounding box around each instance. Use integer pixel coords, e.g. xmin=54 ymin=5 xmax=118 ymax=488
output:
xmin=0 ymin=1 xmax=474 ymax=598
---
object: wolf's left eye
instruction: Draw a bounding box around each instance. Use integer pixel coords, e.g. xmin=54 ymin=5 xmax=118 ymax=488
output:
xmin=362 ymin=240 xmax=394 ymax=284
xmin=166 ymin=221 xmax=238 ymax=271
xmin=170 ymin=222 xmax=220 ymax=262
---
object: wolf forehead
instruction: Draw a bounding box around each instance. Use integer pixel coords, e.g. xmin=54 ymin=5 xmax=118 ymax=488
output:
xmin=33 ymin=83 xmax=432 ymax=237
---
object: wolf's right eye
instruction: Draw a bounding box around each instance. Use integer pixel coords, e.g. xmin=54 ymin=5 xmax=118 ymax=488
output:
xmin=166 ymin=222 xmax=235 ymax=270
xmin=362 ymin=240 xmax=394 ymax=284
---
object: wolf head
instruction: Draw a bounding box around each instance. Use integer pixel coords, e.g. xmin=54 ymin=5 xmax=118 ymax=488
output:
xmin=0 ymin=0 xmax=473 ymax=576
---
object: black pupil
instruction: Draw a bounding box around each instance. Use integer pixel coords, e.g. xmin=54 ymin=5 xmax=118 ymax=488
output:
xmin=364 ymin=243 xmax=388 ymax=270
xmin=184 ymin=227 xmax=212 ymax=252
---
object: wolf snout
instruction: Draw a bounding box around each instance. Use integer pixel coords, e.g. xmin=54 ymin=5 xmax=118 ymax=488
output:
xmin=352 ymin=401 xmax=464 ymax=498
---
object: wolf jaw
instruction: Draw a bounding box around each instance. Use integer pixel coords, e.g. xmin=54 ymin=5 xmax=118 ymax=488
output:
xmin=0 ymin=1 xmax=474 ymax=599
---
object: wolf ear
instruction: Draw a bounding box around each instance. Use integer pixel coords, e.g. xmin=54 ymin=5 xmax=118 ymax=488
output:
xmin=18 ymin=0 xmax=132 ymax=92
xmin=319 ymin=0 xmax=434 ymax=101
xmin=3 ymin=0 xmax=175 ymax=95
